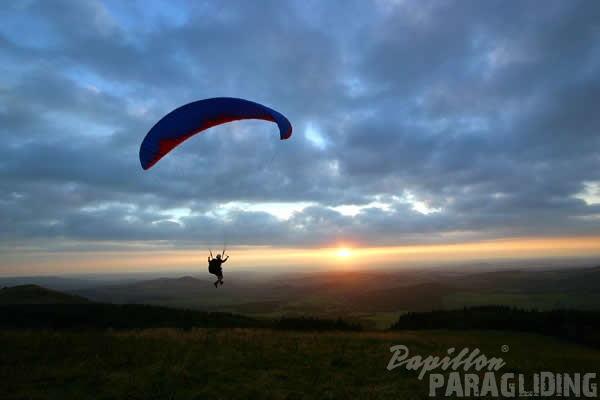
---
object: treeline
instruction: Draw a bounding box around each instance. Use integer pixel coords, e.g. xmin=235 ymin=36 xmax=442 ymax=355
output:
xmin=0 ymin=304 xmax=262 ymax=330
xmin=0 ymin=304 xmax=362 ymax=332
xmin=390 ymin=305 xmax=600 ymax=348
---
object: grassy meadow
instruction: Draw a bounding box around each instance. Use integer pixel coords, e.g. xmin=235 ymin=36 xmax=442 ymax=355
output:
xmin=2 ymin=267 xmax=600 ymax=399
xmin=2 ymin=327 xmax=599 ymax=399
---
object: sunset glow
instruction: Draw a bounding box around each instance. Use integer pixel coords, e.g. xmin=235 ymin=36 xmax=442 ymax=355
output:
xmin=3 ymin=236 xmax=600 ymax=276
xmin=337 ymin=248 xmax=352 ymax=258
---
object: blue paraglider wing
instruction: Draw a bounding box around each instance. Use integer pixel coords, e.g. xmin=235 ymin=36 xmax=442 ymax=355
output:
xmin=139 ymin=97 xmax=292 ymax=170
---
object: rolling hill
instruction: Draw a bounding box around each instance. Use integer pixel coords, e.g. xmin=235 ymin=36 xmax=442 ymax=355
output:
xmin=0 ymin=284 xmax=92 ymax=304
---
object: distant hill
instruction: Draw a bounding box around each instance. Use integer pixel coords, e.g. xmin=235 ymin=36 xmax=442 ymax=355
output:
xmin=0 ymin=284 xmax=362 ymax=331
xmin=5 ymin=264 xmax=599 ymax=330
xmin=74 ymin=275 xmax=303 ymax=309
xmin=0 ymin=285 xmax=92 ymax=304
xmin=346 ymin=282 xmax=454 ymax=312
xmin=66 ymin=265 xmax=600 ymax=318
xmin=450 ymin=266 xmax=600 ymax=294
xmin=0 ymin=276 xmax=132 ymax=291
xmin=0 ymin=283 xmax=264 ymax=330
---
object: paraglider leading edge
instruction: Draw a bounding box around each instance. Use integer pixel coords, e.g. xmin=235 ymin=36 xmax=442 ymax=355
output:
xmin=139 ymin=97 xmax=293 ymax=170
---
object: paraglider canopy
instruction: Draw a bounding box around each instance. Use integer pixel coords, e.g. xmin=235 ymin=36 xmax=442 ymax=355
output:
xmin=139 ymin=97 xmax=293 ymax=170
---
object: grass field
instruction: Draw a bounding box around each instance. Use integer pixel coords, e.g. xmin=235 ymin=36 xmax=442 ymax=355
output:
xmin=2 ymin=328 xmax=598 ymax=399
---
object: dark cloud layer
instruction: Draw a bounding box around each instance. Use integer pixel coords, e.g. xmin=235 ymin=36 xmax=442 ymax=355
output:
xmin=1 ymin=0 xmax=599 ymax=250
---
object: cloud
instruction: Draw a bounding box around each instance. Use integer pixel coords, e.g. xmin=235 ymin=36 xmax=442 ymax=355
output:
xmin=0 ymin=0 xmax=599 ymax=253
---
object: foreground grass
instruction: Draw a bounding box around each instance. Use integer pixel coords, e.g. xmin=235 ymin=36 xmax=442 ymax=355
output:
xmin=1 ymin=328 xmax=599 ymax=399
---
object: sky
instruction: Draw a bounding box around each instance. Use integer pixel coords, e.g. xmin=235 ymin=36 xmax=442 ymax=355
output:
xmin=1 ymin=0 xmax=599 ymax=276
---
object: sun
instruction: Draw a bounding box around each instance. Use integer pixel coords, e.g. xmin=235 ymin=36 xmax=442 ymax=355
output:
xmin=337 ymin=248 xmax=352 ymax=258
